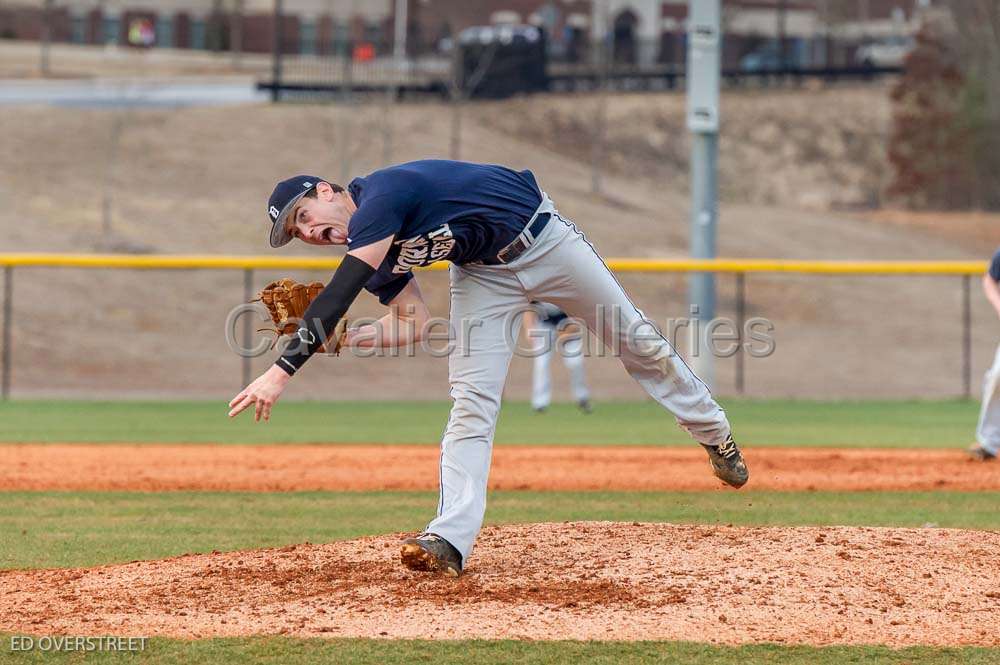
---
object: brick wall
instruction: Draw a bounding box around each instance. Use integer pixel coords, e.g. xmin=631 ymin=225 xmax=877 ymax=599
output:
xmin=0 ymin=6 xmax=72 ymax=42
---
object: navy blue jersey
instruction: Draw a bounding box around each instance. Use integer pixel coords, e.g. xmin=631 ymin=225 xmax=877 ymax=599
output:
xmin=347 ymin=160 xmax=542 ymax=304
xmin=990 ymin=248 xmax=1000 ymax=282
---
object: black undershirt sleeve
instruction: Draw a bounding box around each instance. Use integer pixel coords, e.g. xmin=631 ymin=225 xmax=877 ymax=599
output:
xmin=274 ymin=254 xmax=376 ymax=377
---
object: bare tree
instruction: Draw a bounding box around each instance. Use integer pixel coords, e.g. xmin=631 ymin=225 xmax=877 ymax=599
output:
xmin=888 ymin=4 xmax=1000 ymax=210
xmin=946 ymin=0 xmax=1000 ymax=208
xmin=948 ymin=0 xmax=1000 ymax=116
xmin=887 ymin=24 xmax=967 ymax=208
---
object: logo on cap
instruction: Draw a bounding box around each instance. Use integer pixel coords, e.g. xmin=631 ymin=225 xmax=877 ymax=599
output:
xmin=267 ymin=174 xmax=324 ymax=247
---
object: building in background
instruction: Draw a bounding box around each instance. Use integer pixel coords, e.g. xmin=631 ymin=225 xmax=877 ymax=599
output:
xmin=0 ymin=0 xmax=392 ymax=54
xmin=0 ymin=0 xmax=938 ymax=64
xmin=399 ymin=0 xmax=936 ymax=67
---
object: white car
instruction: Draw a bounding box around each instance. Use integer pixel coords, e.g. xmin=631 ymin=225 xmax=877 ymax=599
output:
xmin=856 ymin=36 xmax=914 ymax=68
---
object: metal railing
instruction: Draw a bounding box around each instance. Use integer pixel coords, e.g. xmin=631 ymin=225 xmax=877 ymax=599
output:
xmin=0 ymin=254 xmax=986 ymax=400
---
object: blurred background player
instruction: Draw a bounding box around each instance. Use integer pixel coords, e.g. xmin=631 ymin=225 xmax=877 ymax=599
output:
xmin=970 ymin=247 xmax=1000 ymax=461
xmin=525 ymin=301 xmax=592 ymax=414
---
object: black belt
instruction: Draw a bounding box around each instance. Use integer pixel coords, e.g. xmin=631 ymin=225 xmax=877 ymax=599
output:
xmin=478 ymin=212 xmax=551 ymax=266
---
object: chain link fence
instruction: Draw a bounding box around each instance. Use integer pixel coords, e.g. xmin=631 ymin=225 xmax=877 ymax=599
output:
xmin=0 ymin=257 xmax=991 ymax=401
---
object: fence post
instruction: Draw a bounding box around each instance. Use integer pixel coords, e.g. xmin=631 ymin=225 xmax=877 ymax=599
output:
xmin=242 ymin=268 xmax=254 ymax=388
xmin=271 ymin=0 xmax=284 ymax=103
xmin=735 ymin=271 xmax=745 ymax=395
xmin=340 ymin=45 xmax=355 ymax=183
xmin=963 ymin=274 xmax=972 ymax=399
xmin=39 ymin=0 xmax=54 ymax=76
xmin=2 ymin=266 xmax=12 ymax=400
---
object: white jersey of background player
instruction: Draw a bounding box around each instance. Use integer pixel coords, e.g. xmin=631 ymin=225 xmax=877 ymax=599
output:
xmin=526 ymin=301 xmax=592 ymax=414
xmin=971 ymin=247 xmax=1000 ymax=461
xmin=229 ymin=160 xmax=749 ymax=577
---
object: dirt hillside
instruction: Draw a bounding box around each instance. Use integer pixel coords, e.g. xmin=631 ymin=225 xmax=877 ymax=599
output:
xmin=476 ymin=86 xmax=890 ymax=210
xmin=2 ymin=86 xmax=999 ymax=399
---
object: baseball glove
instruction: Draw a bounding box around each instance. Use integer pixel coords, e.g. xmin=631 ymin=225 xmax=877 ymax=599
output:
xmin=254 ymin=278 xmax=348 ymax=355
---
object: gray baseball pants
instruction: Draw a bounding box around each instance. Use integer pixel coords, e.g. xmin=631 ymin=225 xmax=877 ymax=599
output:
xmin=425 ymin=195 xmax=732 ymax=561
xmin=976 ymin=342 xmax=1000 ymax=455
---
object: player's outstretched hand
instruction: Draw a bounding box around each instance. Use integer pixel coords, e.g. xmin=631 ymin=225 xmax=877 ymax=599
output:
xmin=228 ymin=365 xmax=291 ymax=422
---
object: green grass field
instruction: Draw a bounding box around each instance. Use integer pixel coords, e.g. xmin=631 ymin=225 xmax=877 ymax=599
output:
xmin=7 ymin=488 xmax=996 ymax=665
xmin=2 ymin=490 xmax=998 ymax=570
xmin=2 ymin=636 xmax=998 ymax=665
xmin=1 ymin=399 xmax=994 ymax=664
xmin=0 ymin=399 xmax=979 ymax=446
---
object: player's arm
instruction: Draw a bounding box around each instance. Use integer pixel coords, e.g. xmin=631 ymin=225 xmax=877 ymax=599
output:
xmin=228 ymin=236 xmax=394 ymax=421
xmin=344 ymin=278 xmax=431 ymax=349
xmin=983 ymin=272 xmax=1000 ymax=320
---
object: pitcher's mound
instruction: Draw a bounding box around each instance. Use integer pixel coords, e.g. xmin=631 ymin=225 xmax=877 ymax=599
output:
xmin=2 ymin=522 xmax=998 ymax=646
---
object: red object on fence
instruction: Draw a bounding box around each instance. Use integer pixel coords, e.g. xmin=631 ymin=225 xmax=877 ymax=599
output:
xmin=353 ymin=42 xmax=375 ymax=62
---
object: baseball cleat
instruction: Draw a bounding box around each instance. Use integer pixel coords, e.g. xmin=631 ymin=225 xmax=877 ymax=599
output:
xmin=400 ymin=533 xmax=462 ymax=577
xmin=701 ymin=435 xmax=749 ymax=488
xmin=578 ymin=399 xmax=593 ymax=414
xmin=967 ymin=445 xmax=997 ymax=461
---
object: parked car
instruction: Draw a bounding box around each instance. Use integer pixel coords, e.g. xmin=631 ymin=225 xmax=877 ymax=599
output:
xmin=855 ymin=36 xmax=914 ymax=68
xmin=738 ymin=42 xmax=806 ymax=72
xmin=740 ymin=48 xmax=781 ymax=72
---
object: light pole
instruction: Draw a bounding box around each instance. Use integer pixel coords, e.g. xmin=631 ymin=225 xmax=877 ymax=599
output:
xmin=393 ymin=0 xmax=407 ymax=61
xmin=686 ymin=0 xmax=721 ymax=389
xmin=385 ymin=0 xmax=409 ymax=164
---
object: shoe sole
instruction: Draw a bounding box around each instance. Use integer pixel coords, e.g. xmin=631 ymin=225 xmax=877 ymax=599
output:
xmin=400 ymin=542 xmax=460 ymax=577
xmin=717 ymin=473 xmax=748 ymax=489
xmin=708 ymin=460 xmax=748 ymax=489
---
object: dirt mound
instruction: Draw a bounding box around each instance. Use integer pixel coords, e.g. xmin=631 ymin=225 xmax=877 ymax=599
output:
xmin=3 ymin=444 xmax=1000 ymax=492
xmin=2 ymin=522 xmax=998 ymax=645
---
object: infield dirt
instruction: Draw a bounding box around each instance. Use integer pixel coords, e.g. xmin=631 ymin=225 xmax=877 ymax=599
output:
xmin=2 ymin=444 xmax=999 ymax=492
xmin=2 ymin=522 xmax=998 ymax=646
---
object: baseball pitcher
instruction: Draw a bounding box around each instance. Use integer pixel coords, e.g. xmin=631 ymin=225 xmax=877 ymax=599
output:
xmin=970 ymin=247 xmax=1000 ymax=461
xmin=229 ymin=160 xmax=749 ymax=576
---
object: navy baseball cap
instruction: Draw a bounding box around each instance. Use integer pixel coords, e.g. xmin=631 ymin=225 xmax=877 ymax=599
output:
xmin=267 ymin=175 xmax=322 ymax=248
